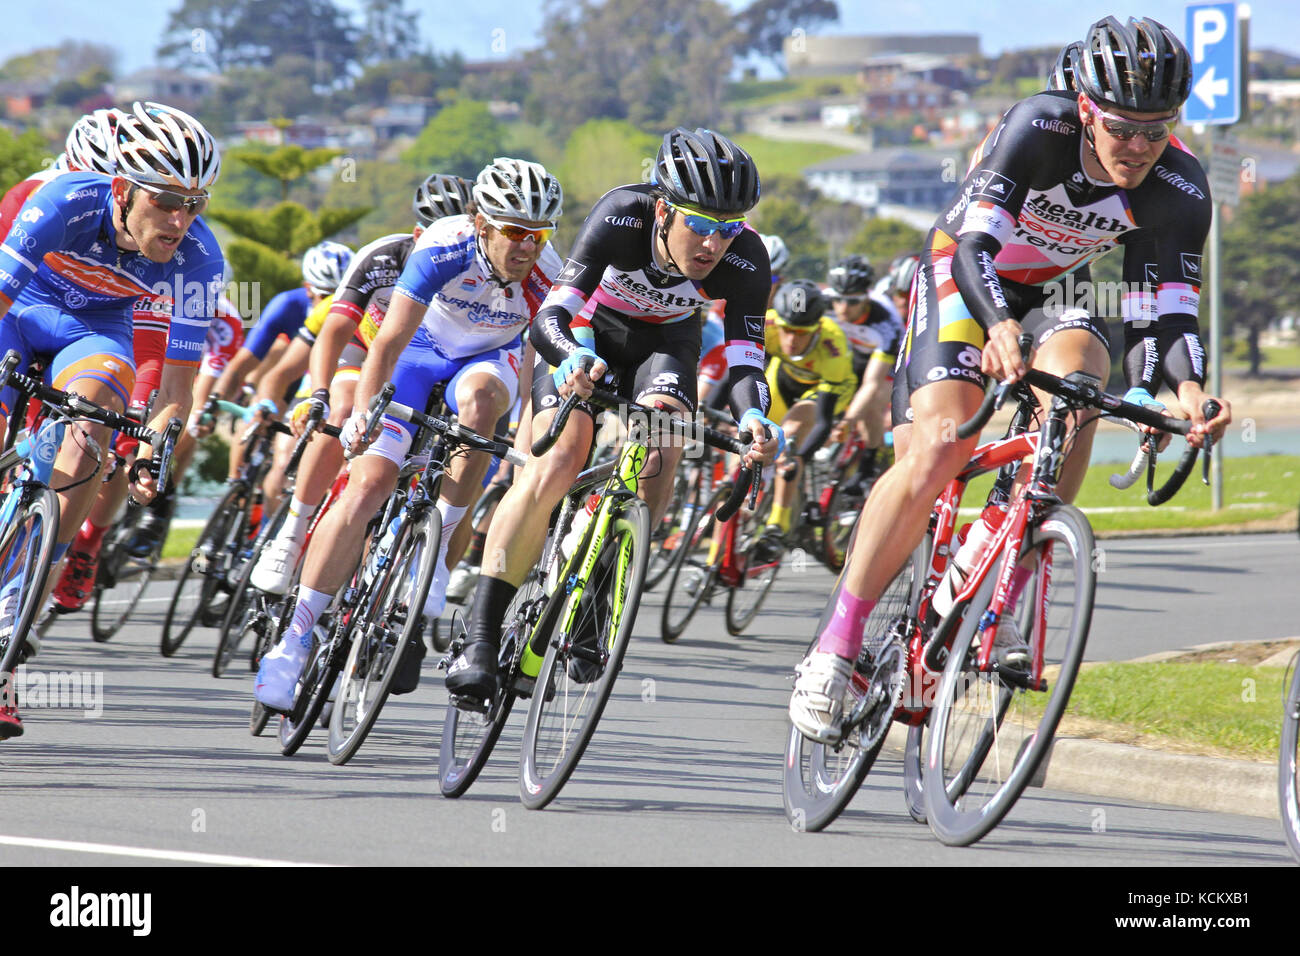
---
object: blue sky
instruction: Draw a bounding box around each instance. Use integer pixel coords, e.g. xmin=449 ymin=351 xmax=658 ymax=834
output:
xmin=3 ymin=0 xmax=1296 ymax=74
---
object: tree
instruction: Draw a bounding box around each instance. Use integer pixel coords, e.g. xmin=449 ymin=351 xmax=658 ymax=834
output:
xmin=0 ymin=128 xmax=55 ymax=195
xmin=1221 ymin=172 xmax=1300 ymax=376
xmin=228 ymin=144 xmax=347 ymax=201
xmin=403 ymin=100 xmax=507 ymax=180
xmin=353 ymin=52 xmax=464 ymax=102
xmin=750 ymin=196 xmax=826 ymax=279
xmin=734 ymin=0 xmax=839 ymax=76
xmin=558 ymin=119 xmax=658 ymax=209
xmin=358 ymin=0 xmax=421 ymax=65
xmin=525 ymin=0 xmax=741 ymax=139
xmin=844 ymin=217 xmax=925 ymax=273
xmin=0 ymin=41 xmax=117 ymax=84
xmin=157 ymin=0 xmax=250 ymax=72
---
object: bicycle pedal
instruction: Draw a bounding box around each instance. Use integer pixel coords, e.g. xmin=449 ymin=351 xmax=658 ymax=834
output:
xmin=449 ymin=692 xmax=489 ymax=715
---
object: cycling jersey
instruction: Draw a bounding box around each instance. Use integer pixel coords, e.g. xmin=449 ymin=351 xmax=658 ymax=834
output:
xmin=831 ymin=292 xmax=903 ymax=376
xmin=530 ymin=184 xmax=770 ymax=418
xmin=898 ymin=90 xmax=1211 ymax=406
xmin=0 ymin=171 xmax=224 ymax=411
xmin=765 ymin=316 xmax=854 ymax=456
xmin=242 ymin=286 xmax=310 ymax=361
xmin=331 ymin=232 xmax=414 ymax=348
xmin=198 ymin=295 xmax=245 ymax=379
xmin=394 ymin=214 xmax=562 ymax=359
xmin=295 ymin=292 xmax=334 ymax=345
xmin=0 ymin=166 xmax=60 ymax=243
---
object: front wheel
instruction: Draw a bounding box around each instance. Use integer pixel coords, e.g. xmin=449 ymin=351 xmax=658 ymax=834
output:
xmin=0 ymin=489 xmax=60 ymax=676
xmin=660 ymin=484 xmax=727 ymax=644
xmin=160 ymin=483 xmax=245 ymax=657
xmin=519 ymin=498 xmax=650 ymax=810
xmin=924 ymin=505 xmax=1096 ymax=847
xmin=90 ymin=507 xmax=157 ymax=642
xmin=1279 ymin=652 xmax=1300 ymax=863
xmin=328 ymin=508 xmax=441 ymax=765
xmin=724 ymin=521 xmax=782 ymax=636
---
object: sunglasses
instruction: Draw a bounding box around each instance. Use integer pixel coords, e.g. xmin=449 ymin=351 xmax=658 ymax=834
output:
xmin=1088 ymin=101 xmax=1177 ymax=142
xmin=483 ymin=215 xmax=554 ymax=244
xmin=670 ymin=204 xmax=747 ymax=239
xmin=130 ymin=180 xmax=209 ymax=215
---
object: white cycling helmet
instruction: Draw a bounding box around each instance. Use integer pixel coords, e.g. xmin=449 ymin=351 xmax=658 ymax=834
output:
xmin=301 ymin=241 xmax=354 ymax=295
xmin=761 ymin=234 xmax=790 ymax=274
xmin=66 ymin=108 xmax=122 ymax=175
xmin=472 ymin=157 xmax=563 ymax=223
xmin=113 ymin=100 xmax=221 ymax=191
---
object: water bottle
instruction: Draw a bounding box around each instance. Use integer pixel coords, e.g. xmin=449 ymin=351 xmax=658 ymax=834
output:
xmin=931 ymin=504 xmax=1007 ymax=620
xmin=561 ymin=494 xmax=601 ymax=562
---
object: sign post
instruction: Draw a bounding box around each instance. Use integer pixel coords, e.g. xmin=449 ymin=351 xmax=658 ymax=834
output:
xmin=1185 ymin=1 xmax=1248 ymax=511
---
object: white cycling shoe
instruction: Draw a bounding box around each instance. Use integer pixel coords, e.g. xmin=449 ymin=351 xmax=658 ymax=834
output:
xmin=789 ymin=649 xmax=854 ymax=744
xmin=250 ymin=531 xmax=305 ymax=596
xmin=254 ymin=633 xmax=310 ymax=711
xmin=421 ymin=559 xmax=451 ymax=621
xmin=445 ymin=563 xmax=478 ymax=604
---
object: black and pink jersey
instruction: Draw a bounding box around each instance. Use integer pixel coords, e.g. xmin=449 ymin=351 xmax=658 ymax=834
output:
xmin=531 ymin=184 xmax=771 ymax=416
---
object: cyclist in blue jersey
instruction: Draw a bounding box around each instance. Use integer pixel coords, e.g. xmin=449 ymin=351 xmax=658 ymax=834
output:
xmin=0 ymin=100 xmax=223 ymax=732
xmin=255 ymin=158 xmax=566 ymax=710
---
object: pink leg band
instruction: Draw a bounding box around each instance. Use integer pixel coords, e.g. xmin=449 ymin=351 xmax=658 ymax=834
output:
xmin=818 ymin=589 xmax=877 ymax=660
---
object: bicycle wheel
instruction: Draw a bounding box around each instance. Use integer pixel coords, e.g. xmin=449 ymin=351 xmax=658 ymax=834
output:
xmin=724 ymin=507 xmax=782 ymax=636
xmin=439 ymin=581 xmax=541 ymax=798
xmin=214 ymin=496 xmax=291 ymax=676
xmin=90 ymin=515 xmax=156 ymax=643
xmin=519 ymin=498 xmax=650 ymax=809
xmin=782 ymin=545 xmax=923 ymax=832
xmin=327 ymin=508 xmax=442 ymax=765
xmin=1279 ymin=652 xmax=1300 ymax=863
xmin=278 ymin=626 xmax=338 ymax=757
xmin=160 ymin=484 xmax=245 ymax=656
xmin=660 ymin=483 xmax=726 ymax=643
xmin=645 ymin=471 xmax=692 ymax=591
xmin=902 ymin=721 xmax=927 ymax=824
xmin=0 ymin=488 xmax=60 ymax=675
xmin=822 ymin=476 xmax=867 ymax=573
xmin=924 ymin=504 xmax=1095 ymax=847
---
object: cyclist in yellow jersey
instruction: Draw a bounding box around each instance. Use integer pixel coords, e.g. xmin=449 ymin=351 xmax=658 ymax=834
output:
xmin=760 ymin=279 xmax=853 ymax=543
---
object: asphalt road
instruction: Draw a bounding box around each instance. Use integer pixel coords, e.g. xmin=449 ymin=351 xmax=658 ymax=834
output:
xmin=0 ymin=533 xmax=1293 ymax=866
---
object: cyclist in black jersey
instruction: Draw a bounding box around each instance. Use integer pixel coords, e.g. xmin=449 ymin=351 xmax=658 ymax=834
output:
xmin=448 ymin=127 xmax=783 ymax=700
xmin=790 ymin=16 xmax=1232 ymax=743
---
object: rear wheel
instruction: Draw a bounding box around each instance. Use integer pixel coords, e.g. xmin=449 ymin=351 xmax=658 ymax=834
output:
xmin=724 ymin=509 xmax=781 ymax=636
xmin=1279 ymin=652 xmax=1300 ymax=862
xmin=160 ymin=484 xmax=245 ymax=657
xmin=277 ymin=625 xmax=338 ymax=757
xmin=782 ymin=546 xmax=922 ymax=832
xmin=660 ymin=484 xmax=727 ymax=643
xmin=519 ymin=499 xmax=650 ymax=810
xmin=645 ymin=471 xmax=692 ymax=591
xmin=90 ymin=517 xmax=157 ymax=643
xmin=924 ymin=505 xmax=1095 ymax=847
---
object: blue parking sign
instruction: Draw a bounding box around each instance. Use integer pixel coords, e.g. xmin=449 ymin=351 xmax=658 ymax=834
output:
xmin=1184 ymin=2 xmax=1240 ymax=125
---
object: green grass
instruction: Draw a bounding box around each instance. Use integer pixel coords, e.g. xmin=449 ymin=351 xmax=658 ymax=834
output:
xmin=1223 ymin=341 xmax=1300 ymax=371
xmin=725 ymin=74 xmax=860 ymax=109
xmin=958 ymin=453 xmax=1299 ymax=533
xmin=161 ymin=526 xmax=201 ymax=562
xmin=1063 ymin=661 xmax=1290 ymax=760
xmin=732 ymin=134 xmax=852 ymax=179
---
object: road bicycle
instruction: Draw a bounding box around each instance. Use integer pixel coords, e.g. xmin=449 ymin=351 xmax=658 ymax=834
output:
xmin=438 ymin=387 xmax=755 ymax=807
xmin=1281 ymin=650 xmax=1300 ymax=862
xmin=88 ymin=496 xmax=169 ymax=643
xmin=159 ymin=399 xmax=284 ymax=657
xmin=0 ymin=351 xmax=180 ymax=683
xmin=783 ymin=345 xmax=1216 ymax=845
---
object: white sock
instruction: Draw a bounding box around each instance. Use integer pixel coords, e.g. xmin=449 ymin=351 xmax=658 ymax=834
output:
xmin=436 ymin=501 xmax=468 ymax=572
xmin=283 ymin=585 xmax=333 ymax=649
xmin=284 ymin=496 xmax=318 ymax=539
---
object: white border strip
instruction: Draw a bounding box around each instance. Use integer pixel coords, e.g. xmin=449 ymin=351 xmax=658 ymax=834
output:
xmin=0 ymin=834 xmax=332 ymax=867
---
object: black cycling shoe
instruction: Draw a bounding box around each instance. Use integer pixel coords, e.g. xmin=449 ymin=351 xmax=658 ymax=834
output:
xmin=566 ymin=613 xmax=602 ymax=684
xmin=446 ymin=640 xmax=499 ymax=701
xmin=390 ymin=632 xmax=427 ymax=695
xmin=126 ymin=489 xmax=177 ymax=558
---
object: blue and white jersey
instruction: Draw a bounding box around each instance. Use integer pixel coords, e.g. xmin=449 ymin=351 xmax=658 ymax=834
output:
xmin=393 ymin=214 xmax=563 ymax=360
xmin=0 ymin=170 xmax=225 ymax=365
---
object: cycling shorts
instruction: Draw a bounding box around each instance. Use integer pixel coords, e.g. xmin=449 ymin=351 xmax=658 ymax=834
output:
xmin=0 ymin=303 xmax=134 ymax=418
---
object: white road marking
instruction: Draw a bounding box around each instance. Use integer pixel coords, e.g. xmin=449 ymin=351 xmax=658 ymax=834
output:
xmin=0 ymin=833 xmax=332 ymax=866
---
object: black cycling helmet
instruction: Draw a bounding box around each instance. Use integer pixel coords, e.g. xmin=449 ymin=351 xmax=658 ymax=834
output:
xmin=772 ymin=279 xmax=827 ymax=329
xmin=826 ymin=255 xmax=874 ymax=296
xmin=653 ymin=127 xmax=761 ymax=215
xmin=1075 ymin=16 xmax=1191 ymax=113
xmin=1048 ymin=40 xmax=1084 ymax=92
xmin=413 ymin=173 xmax=473 ymax=225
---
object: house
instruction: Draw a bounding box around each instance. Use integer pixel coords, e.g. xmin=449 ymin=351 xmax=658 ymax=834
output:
xmin=803 ymin=147 xmax=964 ymax=211
xmin=785 ymin=33 xmax=980 ymax=78
xmin=110 ymin=69 xmax=219 ymax=112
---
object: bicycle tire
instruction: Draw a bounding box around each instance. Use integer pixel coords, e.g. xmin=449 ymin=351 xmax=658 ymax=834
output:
xmin=660 ymin=483 xmax=727 ymax=643
xmin=519 ymin=497 xmax=650 ymax=809
xmin=1279 ymin=652 xmax=1300 ymax=862
xmin=438 ymin=577 xmax=542 ymax=798
xmin=724 ymin=508 xmax=782 ymax=636
xmin=327 ymin=507 xmax=442 ymax=765
xmin=821 ymin=476 xmax=867 ymax=573
xmin=645 ymin=471 xmax=691 ymax=591
xmin=278 ymin=627 xmax=338 ymax=757
xmin=160 ymin=483 xmax=245 ymax=656
xmin=902 ymin=721 xmax=927 ymax=824
xmin=90 ymin=507 xmax=160 ymax=642
xmin=0 ymin=488 xmax=60 ymax=676
xmin=782 ymin=545 xmax=923 ymax=832
xmin=924 ymin=504 xmax=1096 ymax=847
xmin=214 ymin=495 xmax=293 ymax=676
